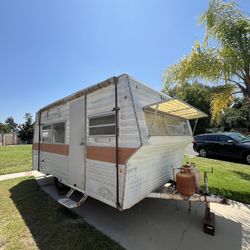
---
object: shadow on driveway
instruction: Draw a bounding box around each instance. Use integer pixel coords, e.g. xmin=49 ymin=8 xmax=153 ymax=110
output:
xmin=9 ymin=178 xmax=123 ymax=250
xmin=9 ymin=176 xmax=247 ymax=250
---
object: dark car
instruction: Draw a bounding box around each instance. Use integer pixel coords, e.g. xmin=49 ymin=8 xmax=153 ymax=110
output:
xmin=193 ymin=132 xmax=250 ymax=164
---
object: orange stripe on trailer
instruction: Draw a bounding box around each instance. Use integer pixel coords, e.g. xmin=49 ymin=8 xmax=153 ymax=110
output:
xmin=87 ymin=146 xmax=137 ymax=164
xmin=33 ymin=143 xmax=69 ymax=156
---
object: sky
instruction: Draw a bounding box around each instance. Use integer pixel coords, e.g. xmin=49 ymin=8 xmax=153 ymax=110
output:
xmin=0 ymin=0 xmax=249 ymax=124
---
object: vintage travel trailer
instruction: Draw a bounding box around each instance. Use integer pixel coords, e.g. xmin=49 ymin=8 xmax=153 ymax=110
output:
xmin=32 ymin=74 xmax=208 ymax=211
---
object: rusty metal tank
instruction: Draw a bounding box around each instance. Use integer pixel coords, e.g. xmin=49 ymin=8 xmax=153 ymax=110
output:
xmin=176 ymin=166 xmax=196 ymax=196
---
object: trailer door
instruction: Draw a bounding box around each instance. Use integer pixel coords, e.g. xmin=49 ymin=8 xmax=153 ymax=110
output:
xmin=69 ymin=97 xmax=86 ymax=189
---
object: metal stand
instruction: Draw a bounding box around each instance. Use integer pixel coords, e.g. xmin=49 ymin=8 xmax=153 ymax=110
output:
xmin=203 ymin=202 xmax=215 ymax=235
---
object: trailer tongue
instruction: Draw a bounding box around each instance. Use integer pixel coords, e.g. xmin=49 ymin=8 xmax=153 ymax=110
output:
xmin=147 ymin=163 xmax=229 ymax=236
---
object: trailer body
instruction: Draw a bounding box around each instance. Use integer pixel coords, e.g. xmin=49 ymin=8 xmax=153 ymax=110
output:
xmin=32 ymin=74 xmax=206 ymax=210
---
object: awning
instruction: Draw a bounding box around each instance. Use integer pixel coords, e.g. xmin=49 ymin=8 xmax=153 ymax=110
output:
xmin=143 ymin=98 xmax=208 ymax=120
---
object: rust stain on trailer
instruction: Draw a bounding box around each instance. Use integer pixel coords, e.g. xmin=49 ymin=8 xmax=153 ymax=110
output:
xmin=87 ymin=146 xmax=137 ymax=164
xmin=33 ymin=143 xmax=69 ymax=155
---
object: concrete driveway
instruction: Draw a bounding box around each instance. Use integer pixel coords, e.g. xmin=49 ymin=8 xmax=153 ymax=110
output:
xmin=37 ymin=176 xmax=250 ymax=250
xmin=185 ymin=143 xmax=198 ymax=157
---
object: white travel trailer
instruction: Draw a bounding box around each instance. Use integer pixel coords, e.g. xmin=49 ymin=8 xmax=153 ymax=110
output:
xmin=32 ymin=74 xmax=208 ymax=210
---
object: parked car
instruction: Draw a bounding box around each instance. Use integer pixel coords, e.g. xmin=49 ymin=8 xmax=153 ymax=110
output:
xmin=193 ymin=132 xmax=250 ymax=164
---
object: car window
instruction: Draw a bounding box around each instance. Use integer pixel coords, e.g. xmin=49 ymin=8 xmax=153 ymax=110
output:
xmin=195 ymin=135 xmax=206 ymax=141
xmin=229 ymin=133 xmax=250 ymax=143
xmin=219 ymin=135 xmax=230 ymax=143
xmin=205 ymin=135 xmax=218 ymax=142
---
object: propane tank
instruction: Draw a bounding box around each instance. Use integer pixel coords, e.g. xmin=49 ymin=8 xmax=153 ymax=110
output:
xmin=187 ymin=162 xmax=200 ymax=193
xmin=176 ymin=166 xmax=196 ymax=196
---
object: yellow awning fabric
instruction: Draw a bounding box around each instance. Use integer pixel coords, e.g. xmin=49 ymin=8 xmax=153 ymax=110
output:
xmin=143 ymin=98 xmax=208 ymax=120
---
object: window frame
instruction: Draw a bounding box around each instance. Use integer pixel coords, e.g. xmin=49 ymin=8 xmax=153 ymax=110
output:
xmin=219 ymin=135 xmax=236 ymax=143
xmin=88 ymin=112 xmax=116 ymax=137
xmin=52 ymin=122 xmax=66 ymax=144
xmin=40 ymin=121 xmax=66 ymax=144
xmin=41 ymin=124 xmax=53 ymax=143
xmin=144 ymin=110 xmax=192 ymax=136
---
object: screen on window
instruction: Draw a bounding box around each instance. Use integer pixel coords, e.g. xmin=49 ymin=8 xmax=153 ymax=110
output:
xmin=53 ymin=123 xmax=65 ymax=143
xmin=89 ymin=114 xmax=115 ymax=136
xmin=42 ymin=125 xmax=52 ymax=142
xmin=144 ymin=111 xmax=191 ymax=136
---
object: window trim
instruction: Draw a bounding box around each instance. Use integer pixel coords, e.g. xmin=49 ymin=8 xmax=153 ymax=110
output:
xmin=52 ymin=122 xmax=66 ymax=144
xmin=219 ymin=135 xmax=236 ymax=143
xmin=88 ymin=112 xmax=116 ymax=137
xmin=144 ymin=110 xmax=192 ymax=136
xmin=40 ymin=121 xmax=66 ymax=144
xmin=41 ymin=124 xmax=52 ymax=143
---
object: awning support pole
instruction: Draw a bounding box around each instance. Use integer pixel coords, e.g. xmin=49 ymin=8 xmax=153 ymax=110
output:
xmin=192 ymin=119 xmax=198 ymax=136
xmin=112 ymin=77 xmax=121 ymax=210
xmin=149 ymin=104 xmax=159 ymax=136
xmin=38 ymin=111 xmax=41 ymax=172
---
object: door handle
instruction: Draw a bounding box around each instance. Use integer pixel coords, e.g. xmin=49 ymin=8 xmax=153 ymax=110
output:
xmin=80 ymin=142 xmax=84 ymax=146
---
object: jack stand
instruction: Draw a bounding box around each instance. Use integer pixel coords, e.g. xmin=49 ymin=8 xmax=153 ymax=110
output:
xmin=188 ymin=200 xmax=191 ymax=214
xmin=203 ymin=202 xmax=215 ymax=235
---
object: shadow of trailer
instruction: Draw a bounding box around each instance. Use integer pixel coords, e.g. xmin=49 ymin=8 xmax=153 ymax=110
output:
xmin=32 ymin=74 xmax=228 ymax=234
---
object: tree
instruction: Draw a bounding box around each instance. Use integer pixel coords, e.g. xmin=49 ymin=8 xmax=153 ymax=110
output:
xmin=167 ymin=82 xmax=212 ymax=134
xmin=220 ymin=98 xmax=250 ymax=132
xmin=18 ymin=113 xmax=34 ymax=144
xmin=163 ymin=0 xmax=250 ymax=125
xmin=5 ymin=117 xmax=18 ymax=131
xmin=0 ymin=123 xmax=11 ymax=134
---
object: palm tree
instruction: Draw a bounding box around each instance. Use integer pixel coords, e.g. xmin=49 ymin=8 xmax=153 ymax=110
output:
xmin=163 ymin=0 xmax=250 ymax=125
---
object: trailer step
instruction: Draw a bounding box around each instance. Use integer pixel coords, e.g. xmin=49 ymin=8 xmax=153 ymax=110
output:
xmin=58 ymin=188 xmax=88 ymax=209
xmin=58 ymin=198 xmax=78 ymax=208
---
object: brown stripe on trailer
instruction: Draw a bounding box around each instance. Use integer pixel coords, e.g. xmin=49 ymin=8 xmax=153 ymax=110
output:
xmin=33 ymin=143 xmax=69 ymax=155
xmin=87 ymin=146 xmax=137 ymax=164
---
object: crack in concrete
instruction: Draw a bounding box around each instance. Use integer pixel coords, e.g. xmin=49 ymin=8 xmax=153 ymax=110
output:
xmin=176 ymin=203 xmax=202 ymax=250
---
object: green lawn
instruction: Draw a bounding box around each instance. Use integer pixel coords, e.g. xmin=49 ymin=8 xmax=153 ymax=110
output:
xmin=183 ymin=155 xmax=250 ymax=204
xmin=0 ymin=177 xmax=123 ymax=250
xmin=0 ymin=145 xmax=32 ymax=175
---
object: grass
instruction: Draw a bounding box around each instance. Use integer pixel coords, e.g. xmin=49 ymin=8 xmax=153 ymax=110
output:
xmin=183 ymin=155 xmax=250 ymax=204
xmin=0 ymin=177 xmax=123 ymax=250
xmin=0 ymin=145 xmax=32 ymax=175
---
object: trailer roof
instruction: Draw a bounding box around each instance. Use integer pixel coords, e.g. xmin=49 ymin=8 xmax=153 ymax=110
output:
xmin=39 ymin=76 xmax=116 ymax=112
xmin=38 ymin=74 xmax=169 ymax=113
xmin=143 ymin=98 xmax=208 ymax=120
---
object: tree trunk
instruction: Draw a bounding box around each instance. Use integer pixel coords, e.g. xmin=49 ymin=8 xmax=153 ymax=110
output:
xmin=245 ymin=77 xmax=250 ymax=130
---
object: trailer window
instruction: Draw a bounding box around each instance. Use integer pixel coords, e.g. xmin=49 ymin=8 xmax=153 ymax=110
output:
xmin=42 ymin=125 xmax=52 ymax=142
xmin=89 ymin=114 xmax=115 ymax=136
xmin=53 ymin=122 xmax=65 ymax=143
xmin=144 ymin=111 xmax=191 ymax=136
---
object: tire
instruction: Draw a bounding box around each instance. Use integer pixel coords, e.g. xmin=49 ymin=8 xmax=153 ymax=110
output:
xmin=198 ymin=147 xmax=208 ymax=157
xmin=55 ymin=177 xmax=66 ymax=191
xmin=243 ymin=152 xmax=250 ymax=164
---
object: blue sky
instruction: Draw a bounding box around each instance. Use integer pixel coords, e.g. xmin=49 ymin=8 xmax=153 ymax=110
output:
xmin=0 ymin=0 xmax=249 ymax=123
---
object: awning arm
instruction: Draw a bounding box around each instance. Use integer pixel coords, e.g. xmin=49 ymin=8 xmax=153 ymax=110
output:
xmin=149 ymin=104 xmax=159 ymax=136
xmin=192 ymin=119 xmax=198 ymax=136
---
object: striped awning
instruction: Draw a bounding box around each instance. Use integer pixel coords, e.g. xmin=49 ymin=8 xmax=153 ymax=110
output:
xmin=143 ymin=98 xmax=208 ymax=120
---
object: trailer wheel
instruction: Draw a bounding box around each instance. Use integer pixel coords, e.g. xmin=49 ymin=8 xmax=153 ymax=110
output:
xmin=198 ymin=148 xmax=208 ymax=158
xmin=55 ymin=177 xmax=66 ymax=191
